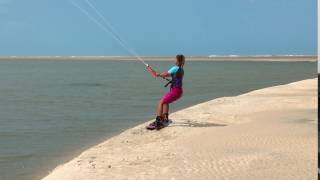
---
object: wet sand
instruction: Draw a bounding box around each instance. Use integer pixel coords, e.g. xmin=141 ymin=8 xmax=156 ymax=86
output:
xmin=43 ymin=78 xmax=317 ymax=180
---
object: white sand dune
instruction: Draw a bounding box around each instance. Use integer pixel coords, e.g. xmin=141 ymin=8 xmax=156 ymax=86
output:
xmin=43 ymin=79 xmax=317 ymax=180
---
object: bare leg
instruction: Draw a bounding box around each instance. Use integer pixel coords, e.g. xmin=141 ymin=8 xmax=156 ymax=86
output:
xmin=157 ymin=99 xmax=164 ymax=117
xmin=146 ymin=99 xmax=164 ymax=130
xmin=162 ymin=104 xmax=169 ymax=120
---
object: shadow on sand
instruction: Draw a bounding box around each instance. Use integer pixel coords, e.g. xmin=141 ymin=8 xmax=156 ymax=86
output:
xmin=168 ymin=119 xmax=227 ymax=128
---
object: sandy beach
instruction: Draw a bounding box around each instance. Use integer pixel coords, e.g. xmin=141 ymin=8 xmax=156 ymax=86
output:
xmin=43 ymin=78 xmax=317 ymax=180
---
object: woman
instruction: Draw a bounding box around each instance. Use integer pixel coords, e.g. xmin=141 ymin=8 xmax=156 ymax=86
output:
xmin=147 ymin=54 xmax=185 ymax=130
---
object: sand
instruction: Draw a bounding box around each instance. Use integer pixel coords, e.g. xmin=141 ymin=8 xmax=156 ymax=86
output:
xmin=43 ymin=78 xmax=317 ymax=180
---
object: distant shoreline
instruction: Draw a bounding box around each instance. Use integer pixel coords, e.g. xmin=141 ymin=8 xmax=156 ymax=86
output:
xmin=0 ymin=55 xmax=317 ymax=62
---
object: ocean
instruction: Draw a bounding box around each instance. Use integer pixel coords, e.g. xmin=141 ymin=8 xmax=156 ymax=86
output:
xmin=0 ymin=59 xmax=316 ymax=180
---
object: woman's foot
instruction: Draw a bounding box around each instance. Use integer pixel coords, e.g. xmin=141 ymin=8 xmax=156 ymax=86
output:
xmin=162 ymin=113 xmax=169 ymax=124
xmin=146 ymin=116 xmax=164 ymax=130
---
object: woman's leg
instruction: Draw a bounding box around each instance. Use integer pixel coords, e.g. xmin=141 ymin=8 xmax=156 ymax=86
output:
xmin=162 ymin=104 xmax=169 ymax=120
xmin=147 ymin=99 xmax=165 ymax=130
xmin=157 ymin=99 xmax=164 ymax=117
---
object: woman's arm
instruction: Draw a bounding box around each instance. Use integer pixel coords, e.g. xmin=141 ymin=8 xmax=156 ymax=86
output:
xmin=146 ymin=65 xmax=170 ymax=78
xmin=156 ymin=72 xmax=171 ymax=78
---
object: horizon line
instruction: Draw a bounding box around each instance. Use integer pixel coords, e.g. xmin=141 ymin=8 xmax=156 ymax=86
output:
xmin=0 ymin=54 xmax=317 ymax=58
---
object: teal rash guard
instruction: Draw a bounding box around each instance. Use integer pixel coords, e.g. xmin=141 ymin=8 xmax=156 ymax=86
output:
xmin=167 ymin=65 xmax=184 ymax=88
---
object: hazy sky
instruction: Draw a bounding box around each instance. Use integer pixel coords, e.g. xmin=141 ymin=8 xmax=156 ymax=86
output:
xmin=0 ymin=0 xmax=317 ymax=56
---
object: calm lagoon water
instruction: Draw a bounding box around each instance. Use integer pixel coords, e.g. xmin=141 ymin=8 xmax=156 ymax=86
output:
xmin=0 ymin=59 xmax=316 ymax=180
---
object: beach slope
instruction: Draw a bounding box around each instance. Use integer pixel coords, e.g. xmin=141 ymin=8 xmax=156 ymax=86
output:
xmin=43 ymin=79 xmax=317 ymax=180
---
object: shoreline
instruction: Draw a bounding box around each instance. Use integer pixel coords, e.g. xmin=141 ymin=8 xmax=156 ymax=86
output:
xmin=43 ymin=78 xmax=317 ymax=180
xmin=0 ymin=55 xmax=317 ymax=62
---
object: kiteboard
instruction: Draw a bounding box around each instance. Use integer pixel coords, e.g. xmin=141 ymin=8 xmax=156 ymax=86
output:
xmin=146 ymin=119 xmax=172 ymax=130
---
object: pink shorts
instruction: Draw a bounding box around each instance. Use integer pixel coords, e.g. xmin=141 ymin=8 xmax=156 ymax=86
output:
xmin=162 ymin=87 xmax=183 ymax=104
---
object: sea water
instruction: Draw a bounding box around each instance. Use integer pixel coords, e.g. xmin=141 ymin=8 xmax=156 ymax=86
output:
xmin=0 ymin=59 xmax=316 ymax=180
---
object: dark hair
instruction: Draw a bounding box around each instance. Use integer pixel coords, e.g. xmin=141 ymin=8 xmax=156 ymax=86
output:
xmin=176 ymin=54 xmax=185 ymax=67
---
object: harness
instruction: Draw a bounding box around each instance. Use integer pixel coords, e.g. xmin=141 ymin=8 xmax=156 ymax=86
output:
xmin=164 ymin=79 xmax=174 ymax=87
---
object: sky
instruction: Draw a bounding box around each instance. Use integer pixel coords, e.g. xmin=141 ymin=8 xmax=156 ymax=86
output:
xmin=0 ymin=0 xmax=317 ymax=56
